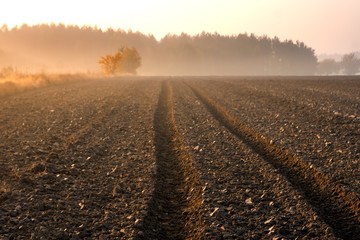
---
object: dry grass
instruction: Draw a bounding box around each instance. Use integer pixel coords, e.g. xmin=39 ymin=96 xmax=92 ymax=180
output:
xmin=0 ymin=67 xmax=95 ymax=97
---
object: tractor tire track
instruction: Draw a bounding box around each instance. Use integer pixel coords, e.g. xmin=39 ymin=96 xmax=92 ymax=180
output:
xmin=188 ymin=83 xmax=360 ymax=239
xmin=173 ymin=81 xmax=337 ymax=239
xmin=139 ymin=81 xmax=204 ymax=239
xmin=194 ymin=78 xmax=360 ymax=195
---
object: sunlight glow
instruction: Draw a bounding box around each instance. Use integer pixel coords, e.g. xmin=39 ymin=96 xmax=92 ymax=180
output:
xmin=1 ymin=0 xmax=359 ymax=54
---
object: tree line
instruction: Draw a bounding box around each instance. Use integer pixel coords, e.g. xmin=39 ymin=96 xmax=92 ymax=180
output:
xmin=317 ymin=53 xmax=360 ymax=75
xmin=0 ymin=24 xmax=358 ymax=75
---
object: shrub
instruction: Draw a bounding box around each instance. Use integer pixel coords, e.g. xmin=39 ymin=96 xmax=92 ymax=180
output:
xmin=98 ymin=47 xmax=141 ymax=75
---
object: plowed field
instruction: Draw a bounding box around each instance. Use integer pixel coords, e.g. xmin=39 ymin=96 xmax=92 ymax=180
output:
xmin=1 ymin=77 xmax=359 ymax=239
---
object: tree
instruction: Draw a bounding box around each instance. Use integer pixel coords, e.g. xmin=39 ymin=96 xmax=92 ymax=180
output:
xmin=1 ymin=24 xmax=321 ymax=75
xmin=121 ymin=47 xmax=142 ymax=74
xmin=98 ymin=54 xmax=117 ymax=75
xmin=98 ymin=47 xmax=141 ymax=75
xmin=317 ymin=58 xmax=340 ymax=75
xmin=341 ymin=53 xmax=360 ymax=75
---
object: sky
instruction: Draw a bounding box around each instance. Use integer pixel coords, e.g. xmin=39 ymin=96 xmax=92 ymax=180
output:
xmin=1 ymin=0 xmax=359 ymax=55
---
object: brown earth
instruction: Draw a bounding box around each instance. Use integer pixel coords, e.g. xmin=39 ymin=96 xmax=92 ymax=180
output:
xmin=0 ymin=76 xmax=359 ymax=239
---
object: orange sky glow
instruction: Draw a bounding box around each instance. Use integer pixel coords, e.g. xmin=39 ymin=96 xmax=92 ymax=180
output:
xmin=1 ymin=0 xmax=359 ymax=55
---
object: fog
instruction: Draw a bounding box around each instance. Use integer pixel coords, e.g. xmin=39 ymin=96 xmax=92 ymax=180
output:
xmin=0 ymin=24 xmax=318 ymax=75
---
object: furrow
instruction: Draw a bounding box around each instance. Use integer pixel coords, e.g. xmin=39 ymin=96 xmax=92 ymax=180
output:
xmin=188 ymin=83 xmax=360 ymax=239
xmin=138 ymin=81 xmax=204 ymax=239
xmin=0 ymin=79 xmax=157 ymax=238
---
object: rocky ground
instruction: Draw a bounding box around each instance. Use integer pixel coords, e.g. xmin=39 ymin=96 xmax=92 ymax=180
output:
xmin=0 ymin=78 xmax=161 ymax=239
xmin=0 ymin=76 xmax=359 ymax=239
xmin=191 ymin=77 xmax=359 ymax=194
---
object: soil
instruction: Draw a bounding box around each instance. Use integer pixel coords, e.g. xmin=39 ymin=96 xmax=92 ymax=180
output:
xmin=0 ymin=76 xmax=359 ymax=239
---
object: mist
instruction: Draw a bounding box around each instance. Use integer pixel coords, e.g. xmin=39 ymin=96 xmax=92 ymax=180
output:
xmin=0 ymin=24 xmax=318 ymax=75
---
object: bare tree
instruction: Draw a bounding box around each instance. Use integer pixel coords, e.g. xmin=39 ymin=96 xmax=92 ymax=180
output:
xmin=317 ymin=58 xmax=339 ymax=75
xmin=341 ymin=53 xmax=360 ymax=75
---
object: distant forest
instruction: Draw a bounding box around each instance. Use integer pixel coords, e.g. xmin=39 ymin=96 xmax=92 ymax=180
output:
xmin=0 ymin=24 xmax=318 ymax=75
